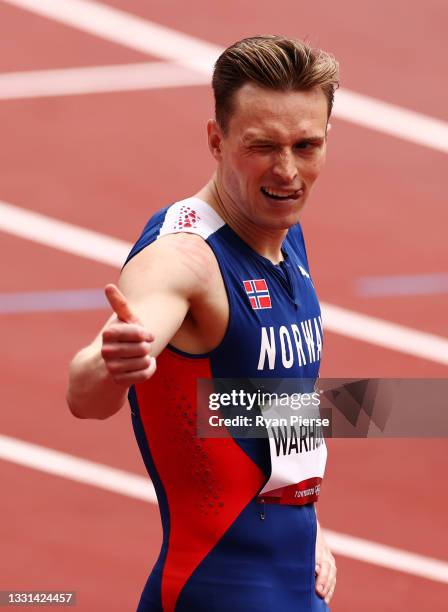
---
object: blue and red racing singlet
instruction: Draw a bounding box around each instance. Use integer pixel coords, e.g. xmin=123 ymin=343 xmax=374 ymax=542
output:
xmin=125 ymin=197 xmax=329 ymax=611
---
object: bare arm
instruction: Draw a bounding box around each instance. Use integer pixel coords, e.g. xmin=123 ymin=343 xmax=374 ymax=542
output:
xmin=66 ymin=233 xmax=212 ymax=419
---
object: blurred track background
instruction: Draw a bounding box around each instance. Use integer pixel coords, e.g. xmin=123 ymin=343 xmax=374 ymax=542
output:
xmin=0 ymin=0 xmax=447 ymax=609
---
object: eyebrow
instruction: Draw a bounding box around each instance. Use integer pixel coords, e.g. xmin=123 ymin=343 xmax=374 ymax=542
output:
xmin=295 ymin=136 xmax=325 ymax=145
xmin=244 ymin=135 xmax=325 ymax=146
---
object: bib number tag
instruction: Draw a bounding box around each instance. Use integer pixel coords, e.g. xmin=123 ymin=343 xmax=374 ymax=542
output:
xmin=256 ymin=395 xmax=327 ymax=505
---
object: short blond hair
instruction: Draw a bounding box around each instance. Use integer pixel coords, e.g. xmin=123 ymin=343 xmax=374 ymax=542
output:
xmin=212 ymin=35 xmax=339 ymax=132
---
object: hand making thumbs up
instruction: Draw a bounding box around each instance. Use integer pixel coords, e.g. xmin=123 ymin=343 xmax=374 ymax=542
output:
xmin=101 ymin=284 xmax=157 ymax=386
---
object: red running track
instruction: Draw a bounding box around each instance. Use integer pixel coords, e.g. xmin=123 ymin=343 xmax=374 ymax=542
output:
xmin=0 ymin=1 xmax=447 ymax=610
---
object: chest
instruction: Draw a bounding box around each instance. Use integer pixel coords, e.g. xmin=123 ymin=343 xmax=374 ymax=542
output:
xmin=207 ymin=249 xmax=323 ymax=378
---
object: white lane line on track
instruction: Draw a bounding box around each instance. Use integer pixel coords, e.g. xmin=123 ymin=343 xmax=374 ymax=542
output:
xmin=1 ymin=199 xmax=448 ymax=365
xmin=0 ymin=62 xmax=209 ymax=100
xmin=334 ymin=90 xmax=448 ymax=154
xmin=1 ymin=0 xmax=218 ymax=73
xmin=0 ymin=200 xmax=129 ymax=267
xmin=356 ymin=273 xmax=448 ymax=297
xmin=0 ymin=288 xmax=108 ymax=312
xmin=322 ymin=303 xmax=448 ymax=366
xmin=1 ymin=433 xmax=447 ymax=584
xmin=324 ymin=529 xmax=448 ymax=584
xmin=3 ymin=0 xmax=448 ymax=153
xmin=0 ymin=434 xmax=156 ymax=502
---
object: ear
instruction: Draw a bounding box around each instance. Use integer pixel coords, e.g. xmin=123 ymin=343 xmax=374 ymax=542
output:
xmin=207 ymin=119 xmax=224 ymax=161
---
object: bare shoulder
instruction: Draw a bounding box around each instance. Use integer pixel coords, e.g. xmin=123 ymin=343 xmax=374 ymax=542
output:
xmin=120 ymin=232 xmax=220 ymax=299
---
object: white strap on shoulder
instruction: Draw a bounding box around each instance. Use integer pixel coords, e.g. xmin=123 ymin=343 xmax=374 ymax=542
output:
xmin=158 ymin=197 xmax=225 ymax=240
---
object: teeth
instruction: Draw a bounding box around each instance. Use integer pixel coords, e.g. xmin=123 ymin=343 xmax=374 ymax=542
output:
xmin=262 ymin=187 xmax=297 ymax=199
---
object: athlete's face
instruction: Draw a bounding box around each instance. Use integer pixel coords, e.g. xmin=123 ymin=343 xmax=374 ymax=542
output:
xmin=208 ymin=84 xmax=329 ymax=230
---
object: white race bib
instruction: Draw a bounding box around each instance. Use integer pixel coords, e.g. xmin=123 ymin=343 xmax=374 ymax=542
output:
xmin=257 ymin=396 xmax=327 ymax=505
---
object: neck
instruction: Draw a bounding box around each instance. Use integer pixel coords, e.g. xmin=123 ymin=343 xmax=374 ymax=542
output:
xmin=195 ymin=174 xmax=288 ymax=264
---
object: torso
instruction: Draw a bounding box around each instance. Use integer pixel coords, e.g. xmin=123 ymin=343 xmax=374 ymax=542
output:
xmin=126 ymin=197 xmax=328 ymax=612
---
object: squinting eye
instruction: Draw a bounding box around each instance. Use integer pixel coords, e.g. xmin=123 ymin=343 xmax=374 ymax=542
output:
xmin=249 ymin=146 xmax=274 ymax=156
xmin=295 ymin=142 xmax=312 ymax=150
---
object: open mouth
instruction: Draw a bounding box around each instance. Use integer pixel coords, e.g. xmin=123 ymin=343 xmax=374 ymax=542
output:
xmin=260 ymin=186 xmax=302 ymax=201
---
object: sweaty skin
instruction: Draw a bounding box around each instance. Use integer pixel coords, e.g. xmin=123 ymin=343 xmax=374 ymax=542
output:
xmin=66 ymin=84 xmax=336 ymax=605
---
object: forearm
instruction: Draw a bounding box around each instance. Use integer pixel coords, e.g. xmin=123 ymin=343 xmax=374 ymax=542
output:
xmin=66 ymin=346 xmax=128 ymax=420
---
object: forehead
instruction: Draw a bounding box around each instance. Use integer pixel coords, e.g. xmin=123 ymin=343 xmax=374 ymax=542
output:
xmin=228 ymin=83 xmax=328 ymax=140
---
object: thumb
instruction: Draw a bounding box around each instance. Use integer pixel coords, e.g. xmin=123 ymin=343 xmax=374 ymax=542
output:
xmin=104 ymin=283 xmax=140 ymax=324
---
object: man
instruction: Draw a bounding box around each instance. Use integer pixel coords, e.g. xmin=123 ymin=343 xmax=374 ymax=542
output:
xmin=67 ymin=36 xmax=338 ymax=611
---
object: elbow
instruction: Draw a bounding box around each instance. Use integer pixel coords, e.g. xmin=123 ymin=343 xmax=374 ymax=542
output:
xmin=66 ymin=354 xmax=98 ymax=419
xmin=66 ymin=391 xmax=88 ymax=419
xmin=65 ymin=390 xmax=118 ymax=421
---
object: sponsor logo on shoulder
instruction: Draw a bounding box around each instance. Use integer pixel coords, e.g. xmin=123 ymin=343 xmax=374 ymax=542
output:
xmin=173 ymin=205 xmax=200 ymax=230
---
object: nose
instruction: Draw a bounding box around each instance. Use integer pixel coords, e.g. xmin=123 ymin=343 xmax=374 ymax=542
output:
xmin=271 ymin=149 xmax=298 ymax=184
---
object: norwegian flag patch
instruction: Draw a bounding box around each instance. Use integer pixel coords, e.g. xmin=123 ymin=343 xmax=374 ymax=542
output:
xmin=243 ymin=278 xmax=272 ymax=310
